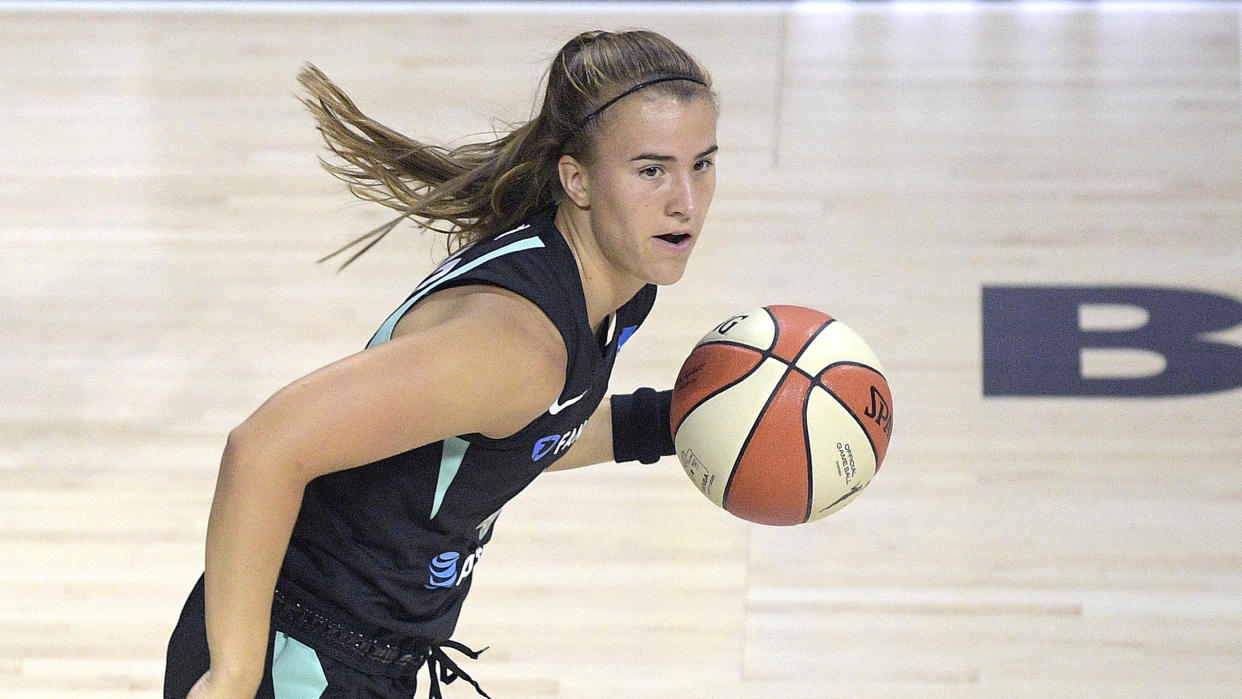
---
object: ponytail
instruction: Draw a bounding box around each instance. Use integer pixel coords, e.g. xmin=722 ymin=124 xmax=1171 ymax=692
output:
xmin=301 ymin=30 xmax=713 ymax=268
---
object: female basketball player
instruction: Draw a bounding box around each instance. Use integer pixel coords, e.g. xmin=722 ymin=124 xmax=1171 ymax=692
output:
xmin=164 ymin=30 xmax=717 ymax=698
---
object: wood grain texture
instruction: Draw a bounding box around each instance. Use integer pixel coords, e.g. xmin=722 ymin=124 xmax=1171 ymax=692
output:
xmin=1 ymin=2 xmax=1239 ymax=697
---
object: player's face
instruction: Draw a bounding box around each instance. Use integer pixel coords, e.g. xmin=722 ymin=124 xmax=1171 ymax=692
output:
xmin=584 ymin=93 xmax=717 ymax=288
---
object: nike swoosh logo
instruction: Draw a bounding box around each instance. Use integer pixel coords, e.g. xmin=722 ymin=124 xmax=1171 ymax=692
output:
xmin=548 ymin=391 xmax=588 ymax=416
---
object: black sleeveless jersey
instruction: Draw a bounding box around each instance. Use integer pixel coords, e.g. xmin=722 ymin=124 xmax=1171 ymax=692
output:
xmin=274 ymin=208 xmax=656 ymax=662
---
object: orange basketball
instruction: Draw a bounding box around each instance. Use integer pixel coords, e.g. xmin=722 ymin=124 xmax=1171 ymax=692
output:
xmin=670 ymin=305 xmax=893 ymax=525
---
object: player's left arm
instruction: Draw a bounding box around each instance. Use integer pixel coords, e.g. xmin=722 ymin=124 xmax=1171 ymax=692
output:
xmin=545 ymin=387 xmax=674 ymax=471
xmin=542 ymin=400 xmax=616 ymax=471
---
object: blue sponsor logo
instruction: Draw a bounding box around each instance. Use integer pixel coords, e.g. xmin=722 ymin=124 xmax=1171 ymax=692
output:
xmin=423 ymin=548 xmax=484 ymax=590
xmin=425 ymin=551 xmax=460 ymax=589
xmin=532 ymin=434 xmax=561 ymax=461
xmin=531 ymin=420 xmax=588 ymax=461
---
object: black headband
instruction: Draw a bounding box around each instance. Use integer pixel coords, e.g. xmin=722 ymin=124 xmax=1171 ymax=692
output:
xmin=574 ymin=75 xmax=708 ymax=130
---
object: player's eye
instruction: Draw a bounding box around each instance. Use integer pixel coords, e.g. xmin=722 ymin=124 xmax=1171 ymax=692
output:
xmin=639 ymin=165 xmax=663 ymax=179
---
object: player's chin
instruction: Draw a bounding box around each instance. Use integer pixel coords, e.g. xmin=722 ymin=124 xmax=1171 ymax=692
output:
xmin=646 ymin=260 xmax=692 ymax=286
xmin=643 ymin=237 xmax=698 ymax=284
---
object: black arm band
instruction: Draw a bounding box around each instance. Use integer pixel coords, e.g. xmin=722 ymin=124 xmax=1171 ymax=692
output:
xmin=610 ymin=388 xmax=675 ymax=465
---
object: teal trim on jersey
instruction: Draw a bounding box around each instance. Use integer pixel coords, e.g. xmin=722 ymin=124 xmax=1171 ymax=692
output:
xmin=368 ymin=236 xmax=546 ymax=348
xmin=431 ymin=436 xmax=470 ymax=520
xmin=272 ymin=631 xmax=329 ymax=698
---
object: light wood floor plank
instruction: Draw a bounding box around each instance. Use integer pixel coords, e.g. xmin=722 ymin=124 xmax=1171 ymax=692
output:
xmin=1 ymin=3 xmax=1239 ymax=696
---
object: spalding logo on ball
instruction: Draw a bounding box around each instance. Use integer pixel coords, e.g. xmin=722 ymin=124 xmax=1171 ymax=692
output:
xmin=670 ymin=305 xmax=893 ymax=526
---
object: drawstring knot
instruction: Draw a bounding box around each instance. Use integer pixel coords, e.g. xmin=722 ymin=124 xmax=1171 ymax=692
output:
xmin=422 ymin=640 xmax=491 ymax=699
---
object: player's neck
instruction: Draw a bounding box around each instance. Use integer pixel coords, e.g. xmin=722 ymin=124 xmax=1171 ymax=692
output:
xmin=554 ymin=204 xmax=645 ymax=334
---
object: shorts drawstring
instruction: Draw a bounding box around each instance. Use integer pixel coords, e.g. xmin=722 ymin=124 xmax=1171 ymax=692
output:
xmin=422 ymin=640 xmax=491 ymax=699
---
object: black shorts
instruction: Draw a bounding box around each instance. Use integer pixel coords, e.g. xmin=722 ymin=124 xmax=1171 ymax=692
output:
xmin=164 ymin=575 xmax=488 ymax=699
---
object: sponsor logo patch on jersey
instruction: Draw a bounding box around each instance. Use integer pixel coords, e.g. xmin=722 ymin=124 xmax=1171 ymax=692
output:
xmin=425 ymin=551 xmax=461 ymax=589
xmin=423 ymin=548 xmax=483 ymax=590
xmin=532 ymin=419 xmax=588 ymax=461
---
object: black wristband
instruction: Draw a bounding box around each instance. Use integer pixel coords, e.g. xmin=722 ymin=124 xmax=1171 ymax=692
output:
xmin=610 ymin=388 xmax=675 ymax=464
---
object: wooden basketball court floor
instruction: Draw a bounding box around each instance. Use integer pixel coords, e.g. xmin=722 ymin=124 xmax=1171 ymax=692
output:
xmin=2 ymin=1 xmax=1240 ymax=696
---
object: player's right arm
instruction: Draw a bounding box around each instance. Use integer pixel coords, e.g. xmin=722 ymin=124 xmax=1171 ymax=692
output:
xmin=187 ymin=286 xmax=565 ymax=698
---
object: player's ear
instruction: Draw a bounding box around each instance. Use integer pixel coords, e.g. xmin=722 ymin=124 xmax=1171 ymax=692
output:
xmin=558 ymin=155 xmax=590 ymax=209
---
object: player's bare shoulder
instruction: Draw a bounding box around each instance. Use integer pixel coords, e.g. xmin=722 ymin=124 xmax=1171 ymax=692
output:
xmin=392 ymin=284 xmax=567 ymax=436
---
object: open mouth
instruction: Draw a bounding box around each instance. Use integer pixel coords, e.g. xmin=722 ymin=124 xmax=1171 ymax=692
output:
xmin=656 ymin=233 xmax=691 ymax=245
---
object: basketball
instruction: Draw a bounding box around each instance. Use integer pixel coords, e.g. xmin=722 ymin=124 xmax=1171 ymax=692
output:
xmin=669 ymin=305 xmax=893 ymax=526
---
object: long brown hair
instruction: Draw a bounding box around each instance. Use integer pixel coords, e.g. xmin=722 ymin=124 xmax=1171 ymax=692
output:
xmin=300 ymin=30 xmax=714 ymax=267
